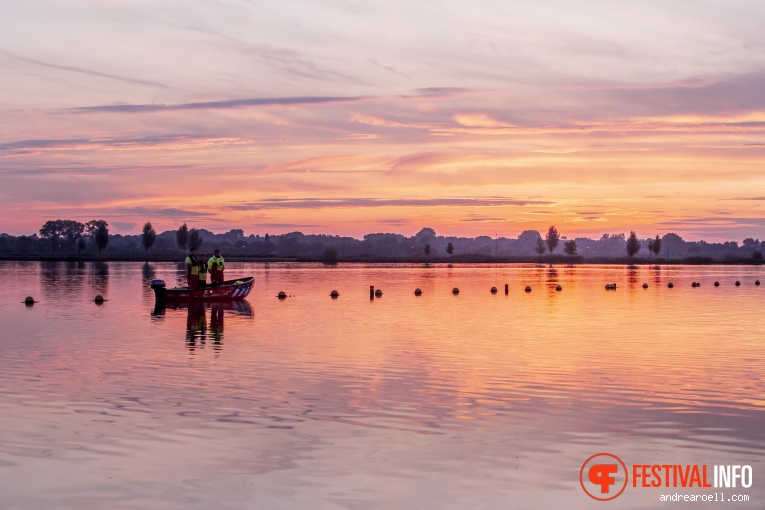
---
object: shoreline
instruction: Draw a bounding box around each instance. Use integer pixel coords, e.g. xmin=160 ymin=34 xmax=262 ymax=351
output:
xmin=1 ymin=254 xmax=763 ymax=265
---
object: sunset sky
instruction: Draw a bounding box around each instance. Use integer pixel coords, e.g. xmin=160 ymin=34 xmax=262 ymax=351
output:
xmin=2 ymin=0 xmax=765 ymax=241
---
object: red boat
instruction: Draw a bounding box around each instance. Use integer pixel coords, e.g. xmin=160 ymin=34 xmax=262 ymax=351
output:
xmin=151 ymin=277 xmax=254 ymax=302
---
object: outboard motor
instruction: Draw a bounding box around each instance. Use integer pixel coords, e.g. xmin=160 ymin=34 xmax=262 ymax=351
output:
xmin=150 ymin=279 xmax=167 ymax=303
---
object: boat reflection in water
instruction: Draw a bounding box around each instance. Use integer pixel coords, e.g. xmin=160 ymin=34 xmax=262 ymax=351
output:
xmin=153 ymin=299 xmax=253 ymax=352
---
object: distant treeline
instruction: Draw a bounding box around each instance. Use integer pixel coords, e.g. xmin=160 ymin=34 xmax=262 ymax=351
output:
xmin=1 ymin=220 xmax=763 ymax=264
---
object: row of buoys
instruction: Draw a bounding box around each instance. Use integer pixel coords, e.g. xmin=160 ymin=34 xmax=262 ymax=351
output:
xmin=24 ymin=295 xmax=105 ymax=306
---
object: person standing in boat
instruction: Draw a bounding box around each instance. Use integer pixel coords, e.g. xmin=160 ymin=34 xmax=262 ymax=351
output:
xmin=198 ymin=252 xmax=209 ymax=288
xmin=208 ymin=248 xmax=225 ymax=285
xmin=185 ymin=247 xmax=200 ymax=289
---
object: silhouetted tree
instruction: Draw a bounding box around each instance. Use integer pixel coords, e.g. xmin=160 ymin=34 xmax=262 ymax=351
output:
xmin=95 ymin=223 xmax=109 ymax=256
xmin=563 ymin=239 xmax=577 ymax=256
xmin=545 ymin=225 xmax=559 ymax=254
xmin=39 ymin=219 xmax=85 ymax=252
xmin=446 ymin=242 xmax=454 ymax=257
xmin=85 ymin=220 xmax=107 ymax=237
xmin=648 ymin=235 xmax=661 ymax=258
xmin=424 ymin=244 xmax=431 ymax=258
xmin=626 ymin=231 xmax=640 ymax=257
xmin=322 ymin=245 xmax=339 ymax=264
xmin=141 ymin=222 xmax=156 ymax=258
xmin=77 ymin=236 xmax=86 ymax=254
xmin=176 ymin=223 xmax=189 ymax=252
xmin=743 ymin=238 xmax=760 ymax=256
xmin=188 ymin=228 xmax=202 ymax=250
xmin=535 ymin=236 xmax=546 ymax=255
xmin=415 ymin=227 xmax=437 ymax=243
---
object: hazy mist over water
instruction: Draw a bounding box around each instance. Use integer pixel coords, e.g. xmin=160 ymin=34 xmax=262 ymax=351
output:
xmin=0 ymin=261 xmax=763 ymax=509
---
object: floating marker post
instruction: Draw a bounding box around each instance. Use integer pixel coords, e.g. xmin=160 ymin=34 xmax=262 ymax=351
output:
xmin=504 ymin=284 xmax=509 ymax=295
xmin=370 ymin=285 xmax=375 ymax=300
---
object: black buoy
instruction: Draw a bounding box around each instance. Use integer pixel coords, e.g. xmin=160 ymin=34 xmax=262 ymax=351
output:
xmin=642 ymin=283 xmax=648 ymax=289
xmin=555 ymin=285 xmax=562 ymax=291
xmin=668 ymin=282 xmax=674 ymax=288
xmin=605 ymin=283 xmax=617 ymax=290
xmin=375 ymin=289 xmax=383 ymax=298
xmin=490 ymin=287 xmax=497 ymax=294
xmin=756 ymin=280 xmax=761 ymax=286
xmin=24 ymin=296 xmax=34 ymax=306
xmin=94 ymin=294 xmax=104 ymax=304
xmin=525 ymin=286 xmax=531 ymax=292
xmin=278 ymin=291 xmax=287 ymax=299
xmin=414 ymin=288 xmax=422 ymax=296
xmin=714 ymin=281 xmax=720 ymax=287
xmin=330 ymin=290 xmax=339 ymax=298
xmin=452 ymin=287 xmax=460 ymax=295
xmin=735 ymin=281 xmax=741 ymax=286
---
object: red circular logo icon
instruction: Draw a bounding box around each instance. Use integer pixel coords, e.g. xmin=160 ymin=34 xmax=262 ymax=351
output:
xmin=580 ymin=453 xmax=628 ymax=501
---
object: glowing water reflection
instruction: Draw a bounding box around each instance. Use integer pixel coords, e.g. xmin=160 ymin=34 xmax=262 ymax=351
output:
xmin=0 ymin=262 xmax=763 ymax=509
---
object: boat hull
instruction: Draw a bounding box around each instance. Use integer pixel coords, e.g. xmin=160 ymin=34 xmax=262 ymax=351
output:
xmin=152 ymin=277 xmax=254 ymax=302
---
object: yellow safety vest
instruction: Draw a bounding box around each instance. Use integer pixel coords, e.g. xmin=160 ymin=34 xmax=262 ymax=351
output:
xmin=185 ymin=256 xmax=200 ymax=275
xmin=208 ymin=255 xmax=225 ymax=271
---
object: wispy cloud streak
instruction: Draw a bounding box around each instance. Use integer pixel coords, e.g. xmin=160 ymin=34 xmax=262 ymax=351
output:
xmin=0 ymin=50 xmax=166 ymax=88
xmin=226 ymin=197 xmax=553 ymax=211
xmin=67 ymin=96 xmax=372 ymax=114
xmin=0 ymin=135 xmax=247 ymax=153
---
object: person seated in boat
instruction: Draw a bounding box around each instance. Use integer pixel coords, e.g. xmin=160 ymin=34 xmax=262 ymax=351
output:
xmin=208 ymin=248 xmax=225 ymax=285
xmin=198 ymin=252 xmax=209 ymax=288
xmin=185 ymin=247 xmax=200 ymax=289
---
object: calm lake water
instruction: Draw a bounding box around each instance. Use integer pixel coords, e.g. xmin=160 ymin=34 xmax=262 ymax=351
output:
xmin=1 ymin=261 xmax=763 ymax=509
